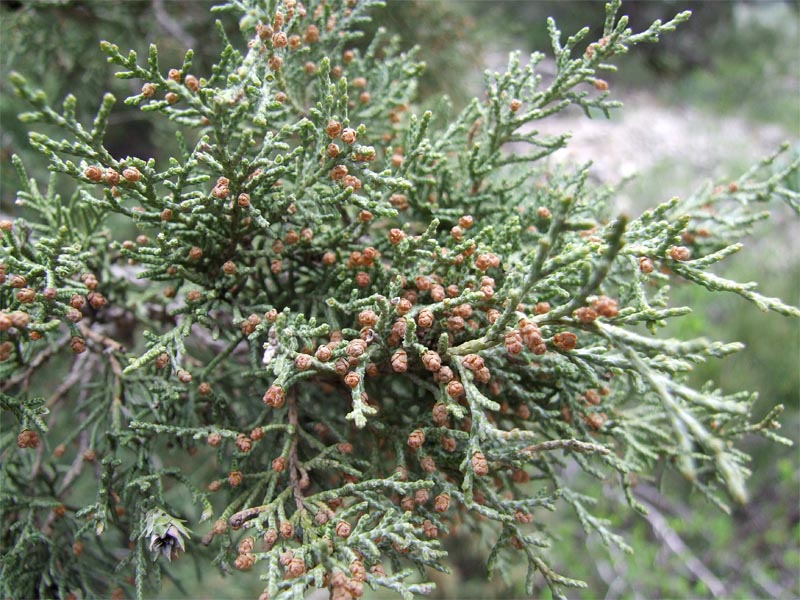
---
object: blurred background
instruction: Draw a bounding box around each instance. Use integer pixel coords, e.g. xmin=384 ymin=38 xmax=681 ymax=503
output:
xmin=1 ymin=1 xmax=798 ymax=598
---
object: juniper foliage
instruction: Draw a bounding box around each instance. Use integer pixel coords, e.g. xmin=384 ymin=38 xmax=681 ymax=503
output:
xmin=1 ymin=1 xmax=798 ymax=599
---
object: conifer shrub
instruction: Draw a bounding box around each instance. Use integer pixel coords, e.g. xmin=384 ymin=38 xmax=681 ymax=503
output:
xmin=1 ymin=1 xmax=798 ymax=599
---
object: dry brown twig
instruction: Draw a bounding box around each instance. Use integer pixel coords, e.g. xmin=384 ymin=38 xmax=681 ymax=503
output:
xmin=288 ymin=389 xmax=309 ymax=512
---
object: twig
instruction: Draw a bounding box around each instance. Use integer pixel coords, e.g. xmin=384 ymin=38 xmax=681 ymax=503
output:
xmin=747 ymin=563 xmax=786 ymax=598
xmin=636 ymin=496 xmax=727 ymax=597
xmin=633 ymin=482 xmax=692 ymax=519
xmin=152 ymin=0 xmax=196 ymax=50
xmin=523 ymin=438 xmax=611 ymax=455
xmin=55 ymin=358 xmax=98 ymax=496
xmin=588 ymin=536 xmax=628 ymax=599
xmin=228 ymin=504 xmax=271 ymax=530
xmin=0 ymin=333 xmax=71 ymax=392
xmin=79 ymin=323 xmax=127 ymax=353
xmin=108 ymin=353 xmax=122 ymax=379
xmin=57 ymin=431 xmax=89 ymax=496
xmin=287 ymin=389 xmax=308 ymax=512
xmin=34 ymin=353 xmax=94 ymax=477
xmin=190 ymin=321 xmax=248 ymax=355
xmin=228 ymin=486 xmax=293 ymax=529
xmin=46 ymin=352 xmax=89 ymax=409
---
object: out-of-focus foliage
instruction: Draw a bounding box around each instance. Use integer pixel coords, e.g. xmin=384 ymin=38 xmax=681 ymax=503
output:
xmin=471 ymin=0 xmax=799 ymax=129
xmin=0 ymin=0 xmax=239 ymax=202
